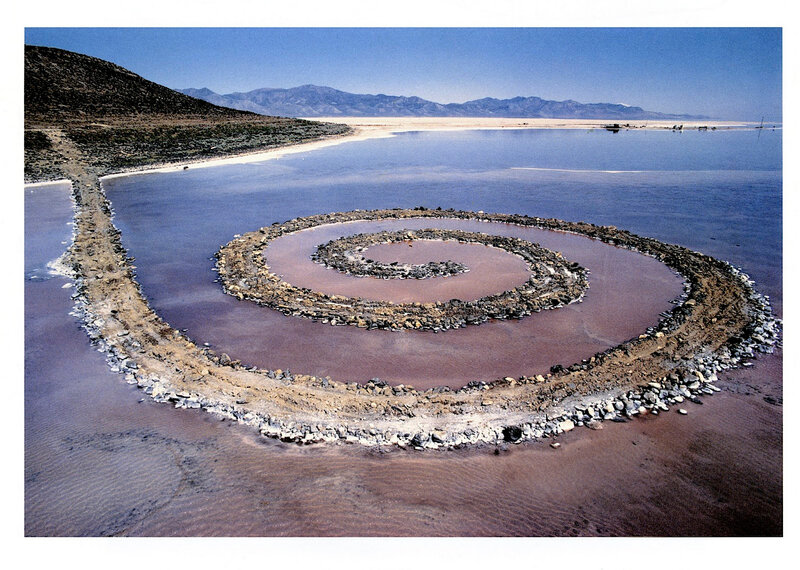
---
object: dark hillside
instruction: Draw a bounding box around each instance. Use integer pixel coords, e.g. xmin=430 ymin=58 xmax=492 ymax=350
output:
xmin=25 ymin=45 xmax=248 ymax=124
xmin=24 ymin=45 xmax=350 ymax=181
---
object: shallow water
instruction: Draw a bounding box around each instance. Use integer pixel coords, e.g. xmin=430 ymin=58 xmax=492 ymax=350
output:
xmin=26 ymin=128 xmax=782 ymax=536
xmin=267 ymin=226 xmax=533 ymax=303
xmin=231 ymin=216 xmax=683 ymax=387
xmin=106 ymin=128 xmax=782 ymax=311
xmin=102 ymin=129 xmax=781 ymax=387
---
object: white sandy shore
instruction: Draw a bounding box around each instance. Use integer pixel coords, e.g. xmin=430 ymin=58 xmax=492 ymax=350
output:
xmin=24 ymin=178 xmax=73 ymax=189
xmin=101 ymin=116 xmax=758 ymax=180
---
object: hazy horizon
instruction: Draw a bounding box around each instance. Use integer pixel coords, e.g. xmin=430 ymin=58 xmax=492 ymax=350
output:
xmin=24 ymin=27 xmax=782 ymax=123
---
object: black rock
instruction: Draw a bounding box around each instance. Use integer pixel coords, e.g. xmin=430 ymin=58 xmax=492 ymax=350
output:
xmin=503 ymin=425 xmax=523 ymax=442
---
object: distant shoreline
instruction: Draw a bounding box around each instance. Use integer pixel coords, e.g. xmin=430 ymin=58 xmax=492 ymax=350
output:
xmin=101 ymin=116 xmax=761 ymax=180
xmin=307 ymin=116 xmax=758 ymax=132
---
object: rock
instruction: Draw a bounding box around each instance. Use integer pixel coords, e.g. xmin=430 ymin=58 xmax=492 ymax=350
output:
xmin=550 ymin=442 xmax=561 ymax=449
xmin=558 ymin=419 xmax=575 ymax=432
xmin=678 ymin=408 xmax=688 ymax=415
xmin=502 ymin=425 xmax=523 ymax=442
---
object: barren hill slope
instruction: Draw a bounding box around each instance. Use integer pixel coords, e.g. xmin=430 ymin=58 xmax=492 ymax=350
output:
xmin=24 ymin=45 xmax=350 ymax=181
xmin=25 ymin=45 xmax=248 ymax=124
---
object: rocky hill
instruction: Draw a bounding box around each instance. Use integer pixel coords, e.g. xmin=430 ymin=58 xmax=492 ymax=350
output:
xmin=24 ymin=46 xmax=350 ymax=181
xmin=180 ymin=84 xmax=707 ymax=120
xmin=25 ymin=45 xmax=248 ymax=124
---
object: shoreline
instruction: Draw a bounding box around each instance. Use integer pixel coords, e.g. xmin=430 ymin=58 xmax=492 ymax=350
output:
xmin=24 ymin=178 xmax=73 ymax=189
xmin=98 ymin=116 xmax=761 ymax=181
xmin=306 ymin=116 xmax=760 ymax=132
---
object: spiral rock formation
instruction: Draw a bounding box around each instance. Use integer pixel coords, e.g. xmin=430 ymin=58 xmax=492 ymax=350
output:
xmin=216 ymin=224 xmax=589 ymax=331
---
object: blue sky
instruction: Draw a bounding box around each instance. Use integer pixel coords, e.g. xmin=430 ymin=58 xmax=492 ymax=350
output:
xmin=24 ymin=27 xmax=781 ymax=121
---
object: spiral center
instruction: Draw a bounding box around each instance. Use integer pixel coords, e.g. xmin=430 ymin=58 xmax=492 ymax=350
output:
xmin=215 ymin=213 xmax=590 ymax=331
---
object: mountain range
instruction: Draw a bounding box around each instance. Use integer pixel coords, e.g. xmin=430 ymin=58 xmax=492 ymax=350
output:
xmin=180 ymin=84 xmax=707 ymax=120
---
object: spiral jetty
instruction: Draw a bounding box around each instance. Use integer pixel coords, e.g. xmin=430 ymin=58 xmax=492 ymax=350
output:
xmin=64 ymin=170 xmax=781 ymax=449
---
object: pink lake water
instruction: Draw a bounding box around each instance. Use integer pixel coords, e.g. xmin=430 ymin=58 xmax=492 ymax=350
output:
xmin=251 ymin=217 xmax=684 ymax=387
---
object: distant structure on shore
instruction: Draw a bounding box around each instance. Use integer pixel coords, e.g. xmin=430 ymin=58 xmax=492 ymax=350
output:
xmin=180 ymin=84 xmax=708 ymax=120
